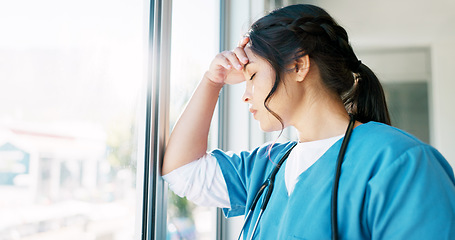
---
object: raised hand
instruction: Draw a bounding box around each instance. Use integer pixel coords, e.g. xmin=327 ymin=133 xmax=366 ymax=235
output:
xmin=205 ymin=37 xmax=250 ymax=86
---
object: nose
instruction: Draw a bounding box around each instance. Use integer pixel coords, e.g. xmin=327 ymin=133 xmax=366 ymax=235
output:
xmin=242 ymin=83 xmax=252 ymax=103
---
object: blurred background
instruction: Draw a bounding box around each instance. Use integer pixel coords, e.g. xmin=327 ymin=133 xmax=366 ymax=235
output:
xmin=0 ymin=0 xmax=146 ymax=239
xmin=0 ymin=0 xmax=454 ymax=239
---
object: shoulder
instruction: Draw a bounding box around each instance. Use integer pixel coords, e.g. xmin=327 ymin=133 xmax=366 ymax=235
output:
xmin=351 ymin=121 xmax=435 ymax=156
xmin=358 ymin=125 xmax=455 ymax=239
xmin=348 ymin=121 xmax=452 ymax=180
xmin=354 ymin=121 xmax=424 ymax=147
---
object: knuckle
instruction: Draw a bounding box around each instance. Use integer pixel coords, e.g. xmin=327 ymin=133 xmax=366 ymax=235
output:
xmin=217 ymin=52 xmax=227 ymax=58
xmin=233 ymin=48 xmax=241 ymax=55
xmin=224 ymin=51 xmax=235 ymax=58
xmin=234 ymin=46 xmax=244 ymax=52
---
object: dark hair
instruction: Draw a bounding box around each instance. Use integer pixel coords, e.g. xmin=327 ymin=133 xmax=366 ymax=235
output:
xmin=248 ymin=4 xmax=391 ymax=126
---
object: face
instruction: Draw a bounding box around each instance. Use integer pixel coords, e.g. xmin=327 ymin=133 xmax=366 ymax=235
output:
xmin=242 ymin=47 xmax=297 ymax=132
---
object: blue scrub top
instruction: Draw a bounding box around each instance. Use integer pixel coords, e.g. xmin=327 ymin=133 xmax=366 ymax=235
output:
xmin=212 ymin=122 xmax=455 ymax=239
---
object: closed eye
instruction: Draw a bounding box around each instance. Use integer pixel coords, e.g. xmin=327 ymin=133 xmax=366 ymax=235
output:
xmin=249 ymin=73 xmax=256 ymax=80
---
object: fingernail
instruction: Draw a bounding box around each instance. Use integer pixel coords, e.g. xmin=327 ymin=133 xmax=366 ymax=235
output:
xmin=236 ymin=64 xmax=242 ymax=70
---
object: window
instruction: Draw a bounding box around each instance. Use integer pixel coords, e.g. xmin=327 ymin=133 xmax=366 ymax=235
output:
xmin=383 ymin=82 xmax=430 ymax=143
xmin=167 ymin=0 xmax=220 ymax=239
xmin=0 ymin=1 xmax=147 ymax=239
xmin=358 ymin=48 xmax=432 ymax=143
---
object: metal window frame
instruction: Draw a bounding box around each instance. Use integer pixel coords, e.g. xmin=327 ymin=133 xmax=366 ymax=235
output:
xmin=141 ymin=0 xmax=230 ymax=239
xmin=216 ymin=0 xmax=229 ymax=238
xmin=141 ymin=0 xmax=172 ymax=239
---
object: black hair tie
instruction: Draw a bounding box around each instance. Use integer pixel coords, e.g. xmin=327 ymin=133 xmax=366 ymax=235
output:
xmin=352 ymin=60 xmax=362 ymax=73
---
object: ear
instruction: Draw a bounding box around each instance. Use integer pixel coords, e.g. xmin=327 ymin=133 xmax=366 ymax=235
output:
xmin=294 ymin=55 xmax=310 ymax=82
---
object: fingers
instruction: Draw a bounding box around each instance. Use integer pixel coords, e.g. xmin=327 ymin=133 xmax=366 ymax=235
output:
xmin=238 ymin=36 xmax=249 ymax=48
xmin=235 ymin=37 xmax=250 ymax=65
xmin=216 ymin=52 xmax=233 ymax=70
xmin=216 ymin=37 xmax=249 ymax=70
xmin=233 ymin=47 xmax=248 ymax=65
xmin=221 ymin=51 xmax=243 ymax=70
xmin=207 ymin=37 xmax=250 ymax=84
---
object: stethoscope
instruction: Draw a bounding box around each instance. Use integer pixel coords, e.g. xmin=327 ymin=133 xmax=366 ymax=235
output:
xmin=237 ymin=115 xmax=356 ymax=240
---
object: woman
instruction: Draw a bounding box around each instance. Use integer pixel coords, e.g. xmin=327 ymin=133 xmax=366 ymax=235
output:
xmin=162 ymin=4 xmax=455 ymax=239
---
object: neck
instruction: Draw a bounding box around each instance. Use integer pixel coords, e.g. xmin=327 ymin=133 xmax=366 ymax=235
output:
xmin=292 ymin=92 xmax=352 ymax=143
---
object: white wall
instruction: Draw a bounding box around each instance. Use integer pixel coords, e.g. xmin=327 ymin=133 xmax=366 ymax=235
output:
xmin=432 ymin=38 xmax=455 ymax=167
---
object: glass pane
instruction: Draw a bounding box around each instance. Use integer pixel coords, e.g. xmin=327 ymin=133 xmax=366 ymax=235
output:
xmin=167 ymin=0 xmax=220 ymax=239
xmin=383 ymin=82 xmax=430 ymax=143
xmin=0 ymin=1 xmax=147 ymax=239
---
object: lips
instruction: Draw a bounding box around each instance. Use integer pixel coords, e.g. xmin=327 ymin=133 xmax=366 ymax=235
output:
xmin=249 ymin=108 xmax=257 ymax=117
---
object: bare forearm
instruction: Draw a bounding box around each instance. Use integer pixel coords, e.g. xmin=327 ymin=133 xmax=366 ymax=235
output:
xmin=162 ymin=38 xmax=250 ymax=175
xmin=162 ymin=74 xmax=223 ymax=175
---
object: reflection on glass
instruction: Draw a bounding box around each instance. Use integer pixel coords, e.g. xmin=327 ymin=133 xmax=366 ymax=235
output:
xmin=0 ymin=1 xmax=146 ymax=239
xmin=168 ymin=0 xmax=219 ymax=239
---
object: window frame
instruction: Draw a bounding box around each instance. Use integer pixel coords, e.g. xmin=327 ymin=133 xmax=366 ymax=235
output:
xmin=143 ymin=0 xmax=257 ymax=239
xmin=141 ymin=0 xmax=172 ymax=239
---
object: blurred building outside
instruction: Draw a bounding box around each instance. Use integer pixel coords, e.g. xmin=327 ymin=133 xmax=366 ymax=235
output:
xmin=0 ymin=123 xmax=136 ymax=240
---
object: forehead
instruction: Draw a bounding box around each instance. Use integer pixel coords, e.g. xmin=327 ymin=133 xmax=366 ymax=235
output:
xmin=244 ymin=47 xmax=260 ymax=61
xmin=244 ymin=47 xmax=276 ymax=79
xmin=244 ymin=47 xmax=268 ymax=67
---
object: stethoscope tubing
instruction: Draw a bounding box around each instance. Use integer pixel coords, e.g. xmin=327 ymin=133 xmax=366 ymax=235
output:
xmin=237 ymin=183 xmax=268 ymax=240
xmin=331 ymin=115 xmax=355 ymax=240
xmin=237 ymin=144 xmax=297 ymax=240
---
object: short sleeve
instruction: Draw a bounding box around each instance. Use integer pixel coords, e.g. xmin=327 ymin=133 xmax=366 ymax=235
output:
xmin=366 ymin=145 xmax=455 ymax=239
xmin=211 ymin=141 xmax=296 ymax=218
xmin=211 ymin=149 xmax=253 ymax=217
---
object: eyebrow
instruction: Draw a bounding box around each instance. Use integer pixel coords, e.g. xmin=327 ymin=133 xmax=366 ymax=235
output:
xmin=243 ymin=61 xmax=254 ymax=73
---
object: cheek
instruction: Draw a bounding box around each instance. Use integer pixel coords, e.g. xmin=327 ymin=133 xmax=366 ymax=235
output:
xmin=264 ymin=87 xmax=293 ymax=125
xmin=252 ymin=78 xmax=274 ymax=103
xmin=264 ymin=85 xmax=287 ymax=110
xmin=251 ymin=84 xmax=268 ymax=107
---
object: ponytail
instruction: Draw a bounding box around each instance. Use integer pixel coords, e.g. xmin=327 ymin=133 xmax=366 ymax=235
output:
xmin=345 ymin=63 xmax=391 ymax=125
